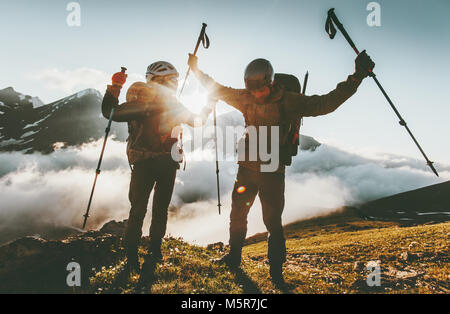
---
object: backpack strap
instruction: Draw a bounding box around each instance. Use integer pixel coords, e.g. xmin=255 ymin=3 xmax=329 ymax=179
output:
xmin=277 ymin=98 xmax=291 ymax=145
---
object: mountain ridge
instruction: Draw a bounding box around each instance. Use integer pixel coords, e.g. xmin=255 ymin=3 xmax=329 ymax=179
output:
xmin=0 ymin=86 xmax=321 ymax=154
xmin=0 ymin=87 xmax=128 ymax=153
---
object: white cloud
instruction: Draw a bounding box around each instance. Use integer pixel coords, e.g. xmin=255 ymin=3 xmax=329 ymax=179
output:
xmin=25 ymin=67 xmax=145 ymax=102
xmin=0 ymin=139 xmax=448 ymax=246
xmin=27 ymin=68 xmax=108 ymax=94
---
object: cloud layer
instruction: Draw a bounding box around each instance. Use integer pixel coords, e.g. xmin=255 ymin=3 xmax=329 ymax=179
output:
xmin=0 ymin=139 xmax=448 ymax=246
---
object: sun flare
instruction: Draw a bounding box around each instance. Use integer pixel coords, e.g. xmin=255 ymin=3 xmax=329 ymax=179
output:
xmin=178 ymin=88 xmax=209 ymax=114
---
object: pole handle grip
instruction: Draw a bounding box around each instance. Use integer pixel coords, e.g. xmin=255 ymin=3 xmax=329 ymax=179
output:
xmin=328 ymin=8 xmax=360 ymax=55
xmin=179 ymin=23 xmax=208 ymax=96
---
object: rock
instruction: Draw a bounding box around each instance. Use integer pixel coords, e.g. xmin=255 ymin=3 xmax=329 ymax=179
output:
xmin=353 ymin=261 xmax=364 ymax=271
xmin=395 ymin=270 xmax=419 ymax=280
xmin=349 ymin=277 xmax=384 ymax=292
xmin=206 ymin=242 xmax=224 ymax=251
xmin=323 ymin=273 xmax=343 ymax=284
xmin=385 ymin=266 xmax=422 ymax=280
xmin=400 ymin=252 xmax=410 ymax=261
xmin=349 ymin=278 xmax=366 ymax=291
xmin=400 ymin=252 xmax=420 ymax=262
xmin=366 ymin=260 xmax=381 ymax=269
xmin=4 ymin=236 xmax=47 ymax=259
xmin=379 ymin=254 xmax=396 ymax=261
xmin=249 ymin=255 xmax=265 ymax=262
xmin=99 ymin=220 xmax=127 ymax=236
xmin=0 ymin=232 xmax=123 ymax=293
xmin=310 ymin=256 xmax=320 ymax=264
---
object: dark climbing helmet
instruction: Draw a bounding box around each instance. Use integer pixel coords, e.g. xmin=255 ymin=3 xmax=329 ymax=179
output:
xmin=244 ymin=58 xmax=274 ymax=91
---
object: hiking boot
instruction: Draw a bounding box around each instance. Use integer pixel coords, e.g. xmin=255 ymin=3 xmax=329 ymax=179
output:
xmin=213 ymin=252 xmax=241 ymax=270
xmin=269 ymin=264 xmax=285 ymax=287
xmin=148 ymin=247 xmax=163 ymax=262
xmin=148 ymin=240 xmax=163 ymax=262
xmin=124 ymin=254 xmax=140 ymax=274
xmin=139 ymin=257 xmax=157 ymax=284
xmin=138 ymin=250 xmax=162 ymax=287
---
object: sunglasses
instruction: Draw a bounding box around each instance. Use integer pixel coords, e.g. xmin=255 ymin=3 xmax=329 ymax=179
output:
xmin=153 ymin=75 xmax=178 ymax=84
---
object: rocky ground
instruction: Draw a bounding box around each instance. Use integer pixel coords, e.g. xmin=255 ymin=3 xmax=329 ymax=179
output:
xmin=0 ymin=211 xmax=448 ymax=294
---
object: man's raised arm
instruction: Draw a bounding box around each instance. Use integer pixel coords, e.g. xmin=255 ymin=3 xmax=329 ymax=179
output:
xmin=283 ymin=51 xmax=375 ymax=117
xmin=187 ymin=54 xmax=251 ymax=114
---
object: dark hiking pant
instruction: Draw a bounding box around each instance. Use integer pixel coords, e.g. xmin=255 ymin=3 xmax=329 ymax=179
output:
xmin=229 ymin=166 xmax=286 ymax=267
xmin=123 ymin=155 xmax=178 ymax=258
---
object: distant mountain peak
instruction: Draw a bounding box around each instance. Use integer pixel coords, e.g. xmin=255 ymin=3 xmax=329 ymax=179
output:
xmin=0 ymin=86 xmax=127 ymax=153
xmin=76 ymin=88 xmax=102 ymax=97
xmin=0 ymin=86 xmax=44 ymax=109
xmin=47 ymin=88 xmax=103 ymax=105
xmin=1 ymin=86 xmax=15 ymax=93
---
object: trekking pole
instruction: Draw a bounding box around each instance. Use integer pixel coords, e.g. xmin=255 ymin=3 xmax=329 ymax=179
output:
xmin=179 ymin=23 xmax=210 ymax=97
xmin=325 ymin=8 xmax=439 ymax=177
xmin=302 ymin=71 xmax=309 ymax=95
xmin=298 ymin=71 xmax=308 ymax=145
xmin=300 ymin=71 xmax=309 ymax=125
xmin=82 ymin=67 xmax=127 ymax=229
xmin=213 ymin=100 xmax=222 ymax=215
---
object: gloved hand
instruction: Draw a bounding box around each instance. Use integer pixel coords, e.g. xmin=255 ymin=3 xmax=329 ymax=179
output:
xmin=188 ymin=53 xmax=198 ymax=71
xmin=354 ymin=50 xmax=375 ymax=79
xmin=112 ymin=71 xmax=128 ymax=87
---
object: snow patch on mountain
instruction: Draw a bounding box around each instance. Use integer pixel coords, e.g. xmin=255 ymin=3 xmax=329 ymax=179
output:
xmin=31 ymin=97 xmax=45 ymax=108
xmin=20 ymin=130 xmax=39 ymax=138
xmin=77 ymin=88 xmax=99 ymax=98
xmin=24 ymin=114 xmax=52 ymax=129
xmin=0 ymin=138 xmax=24 ymax=147
xmin=0 ymin=86 xmax=128 ymax=153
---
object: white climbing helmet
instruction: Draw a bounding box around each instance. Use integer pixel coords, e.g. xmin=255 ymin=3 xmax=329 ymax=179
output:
xmin=146 ymin=61 xmax=179 ymax=81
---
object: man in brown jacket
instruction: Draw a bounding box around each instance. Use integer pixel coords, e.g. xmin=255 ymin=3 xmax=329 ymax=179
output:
xmin=102 ymin=61 xmax=213 ymax=273
xmin=187 ymin=52 xmax=374 ymax=285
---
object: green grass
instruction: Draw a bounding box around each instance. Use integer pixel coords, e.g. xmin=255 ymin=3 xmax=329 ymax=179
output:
xmin=89 ymin=237 xmax=244 ymax=294
xmin=89 ymin=217 xmax=449 ymax=294
xmin=243 ymin=222 xmax=449 ymax=293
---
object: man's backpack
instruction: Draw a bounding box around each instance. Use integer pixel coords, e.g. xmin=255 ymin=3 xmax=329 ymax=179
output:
xmin=275 ymin=73 xmax=303 ymax=166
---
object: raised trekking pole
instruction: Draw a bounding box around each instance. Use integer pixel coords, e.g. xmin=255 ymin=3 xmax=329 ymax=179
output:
xmin=298 ymin=71 xmax=308 ymax=144
xmin=325 ymin=8 xmax=439 ymax=177
xmin=213 ymin=99 xmax=222 ymax=215
xmin=302 ymin=71 xmax=309 ymax=95
xmin=179 ymin=23 xmax=210 ymax=97
xmin=82 ymin=67 xmax=127 ymax=229
xmin=178 ymin=23 xmax=210 ymax=171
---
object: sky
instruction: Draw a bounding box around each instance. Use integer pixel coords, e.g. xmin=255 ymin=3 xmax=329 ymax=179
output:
xmin=1 ymin=0 xmax=450 ymax=166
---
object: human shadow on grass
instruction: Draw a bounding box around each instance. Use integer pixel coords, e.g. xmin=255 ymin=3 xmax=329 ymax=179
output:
xmin=273 ymin=279 xmax=296 ymax=294
xmin=231 ymin=268 xmax=263 ymax=294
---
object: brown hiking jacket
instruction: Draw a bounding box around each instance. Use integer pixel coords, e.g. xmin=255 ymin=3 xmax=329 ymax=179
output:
xmin=194 ymin=70 xmax=363 ymax=173
xmin=102 ymin=81 xmax=209 ymax=165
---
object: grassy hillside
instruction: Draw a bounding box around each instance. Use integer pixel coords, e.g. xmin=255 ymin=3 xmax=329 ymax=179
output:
xmin=89 ymin=211 xmax=449 ymax=294
xmin=3 ymin=183 xmax=448 ymax=293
